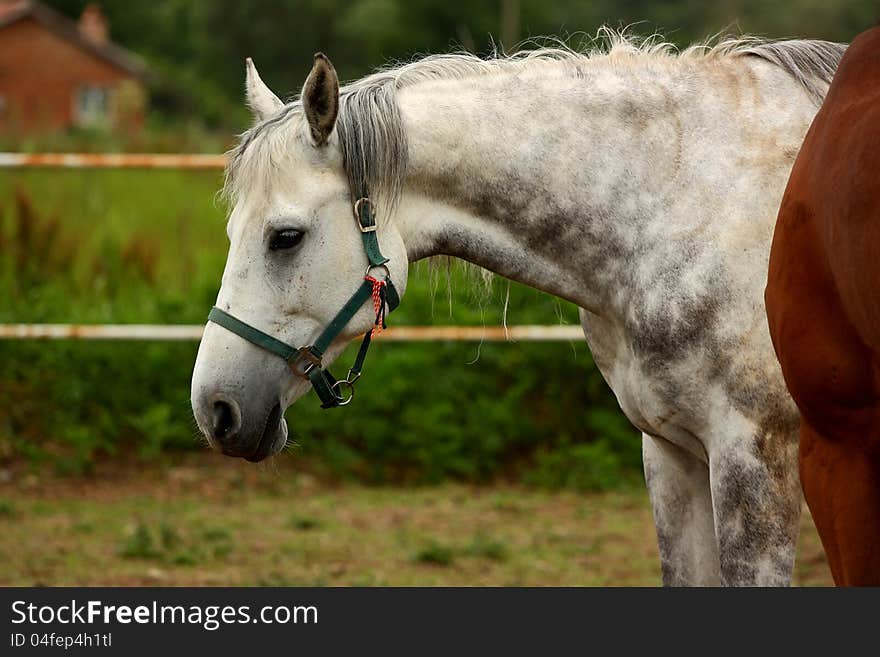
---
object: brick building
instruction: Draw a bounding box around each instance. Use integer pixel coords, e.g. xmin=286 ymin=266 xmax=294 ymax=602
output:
xmin=0 ymin=1 xmax=147 ymax=133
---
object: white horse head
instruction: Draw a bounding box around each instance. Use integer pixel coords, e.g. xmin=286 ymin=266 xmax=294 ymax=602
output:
xmin=191 ymin=54 xmax=408 ymax=461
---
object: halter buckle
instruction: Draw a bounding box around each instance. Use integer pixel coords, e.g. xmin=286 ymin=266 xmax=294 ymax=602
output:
xmin=290 ymin=347 xmax=322 ymax=379
xmin=353 ymin=198 xmax=377 ymax=233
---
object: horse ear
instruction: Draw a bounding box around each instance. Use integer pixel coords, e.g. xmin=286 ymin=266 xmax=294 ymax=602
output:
xmin=301 ymin=52 xmax=339 ymax=146
xmin=245 ymin=57 xmax=283 ymax=122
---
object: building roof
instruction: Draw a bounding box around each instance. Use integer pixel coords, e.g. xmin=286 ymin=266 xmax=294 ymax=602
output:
xmin=0 ymin=1 xmax=148 ymax=78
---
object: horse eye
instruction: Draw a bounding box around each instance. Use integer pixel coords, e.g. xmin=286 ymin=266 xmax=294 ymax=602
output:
xmin=269 ymin=229 xmax=303 ymax=251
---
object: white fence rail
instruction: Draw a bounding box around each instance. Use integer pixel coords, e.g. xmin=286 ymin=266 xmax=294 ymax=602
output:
xmin=0 ymin=152 xmax=226 ymax=169
xmin=1 ymin=153 xmax=583 ymax=343
xmin=0 ymin=324 xmax=585 ymax=342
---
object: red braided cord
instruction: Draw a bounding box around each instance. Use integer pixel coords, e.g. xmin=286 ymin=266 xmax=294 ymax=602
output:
xmin=364 ymin=275 xmax=387 ymax=335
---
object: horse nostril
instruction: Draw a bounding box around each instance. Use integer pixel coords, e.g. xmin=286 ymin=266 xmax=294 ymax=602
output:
xmin=211 ymin=400 xmax=237 ymax=441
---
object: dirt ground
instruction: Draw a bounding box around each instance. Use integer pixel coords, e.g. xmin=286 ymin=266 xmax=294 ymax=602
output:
xmin=0 ymin=455 xmax=832 ymax=586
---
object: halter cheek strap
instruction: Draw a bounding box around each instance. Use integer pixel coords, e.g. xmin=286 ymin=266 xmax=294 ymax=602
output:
xmin=206 ymin=197 xmax=399 ymax=409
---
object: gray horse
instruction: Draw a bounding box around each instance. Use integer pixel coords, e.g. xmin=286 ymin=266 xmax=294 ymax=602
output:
xmin=191 ymin=31 xmax=845 ymax=585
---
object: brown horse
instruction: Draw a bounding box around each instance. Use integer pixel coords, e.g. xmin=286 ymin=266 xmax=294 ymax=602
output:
xmin=766 ymin=26 xmax=880 ymax=585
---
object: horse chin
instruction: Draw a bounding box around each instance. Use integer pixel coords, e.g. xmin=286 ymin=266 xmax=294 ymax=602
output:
xmin=244 ymin=407 xmax=288 ymax=463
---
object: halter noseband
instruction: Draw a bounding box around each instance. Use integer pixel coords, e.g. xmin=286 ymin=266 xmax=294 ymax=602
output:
xmin=207 ymin=196 xmax=400 ymax=409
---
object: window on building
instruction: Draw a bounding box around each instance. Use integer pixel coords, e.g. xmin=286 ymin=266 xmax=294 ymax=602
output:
xmin=74 ymin=86 xmax=109 ymax=127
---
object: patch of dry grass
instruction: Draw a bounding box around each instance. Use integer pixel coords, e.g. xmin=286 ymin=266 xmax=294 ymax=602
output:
xmin=0 ymin=457 xmax=832 ymax=586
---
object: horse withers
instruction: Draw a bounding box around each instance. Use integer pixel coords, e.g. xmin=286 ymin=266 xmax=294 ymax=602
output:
xmin=766 ymin=26 xmax=880 ymax=586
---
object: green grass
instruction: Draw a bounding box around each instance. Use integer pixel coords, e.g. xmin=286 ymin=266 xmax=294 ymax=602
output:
xmin=118 ymin=523 xmax=161 ymax=559
xmin=0 ymin=169 xmax=227 ymax=324
xmin=0 ymin=458 xmax=833 ymax=586
xmin=464 ymin=534 xmax=510 ymax=562
xmin=414 ymin=541 xmax=456 ymax=566
xmin=290 ymin=515 xmax=322 ymax=531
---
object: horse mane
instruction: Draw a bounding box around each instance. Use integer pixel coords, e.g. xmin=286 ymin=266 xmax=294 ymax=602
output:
xmin=223 ymin=28 xmax=846 ymax=214
xmin=731 ymin=38 xmax=845 ymax=102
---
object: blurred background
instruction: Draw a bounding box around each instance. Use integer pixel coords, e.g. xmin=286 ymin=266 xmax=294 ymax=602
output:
xmin=1 ymin=0 xmax=872 ymax=585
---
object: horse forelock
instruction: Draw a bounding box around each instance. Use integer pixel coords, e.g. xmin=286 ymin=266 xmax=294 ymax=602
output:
xmin=222 ymin=27 xmax=846 ymax=216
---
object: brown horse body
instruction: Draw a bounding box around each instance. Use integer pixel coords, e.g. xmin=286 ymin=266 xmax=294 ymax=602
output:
xmin=766 ymin=26 xmax=880 ymax=585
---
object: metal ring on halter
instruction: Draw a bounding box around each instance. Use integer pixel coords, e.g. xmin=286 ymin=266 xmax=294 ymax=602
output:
xmin=365 ymin=263 xmax=390 ymax=279
xmin=331 ymin=378 xmax=355 ymax=405
xmin=353 ymin=198 xmax=377 ymax=233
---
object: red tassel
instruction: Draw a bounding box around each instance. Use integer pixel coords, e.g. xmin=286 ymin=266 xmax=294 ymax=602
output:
xmin=364 ymin=275 xmax=387 ymax=335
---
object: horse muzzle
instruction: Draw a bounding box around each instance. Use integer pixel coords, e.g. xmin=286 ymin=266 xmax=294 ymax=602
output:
xmin=194 ymin=393 xmax=288 ymax=462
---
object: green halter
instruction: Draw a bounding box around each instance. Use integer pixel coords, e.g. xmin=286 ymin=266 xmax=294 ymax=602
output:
xmin=207 ymin=197 xmax=400 ymax=409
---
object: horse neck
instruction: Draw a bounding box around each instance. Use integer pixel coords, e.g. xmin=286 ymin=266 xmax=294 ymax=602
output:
xmin=392 ymin=55 xmax=814 ymax=314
